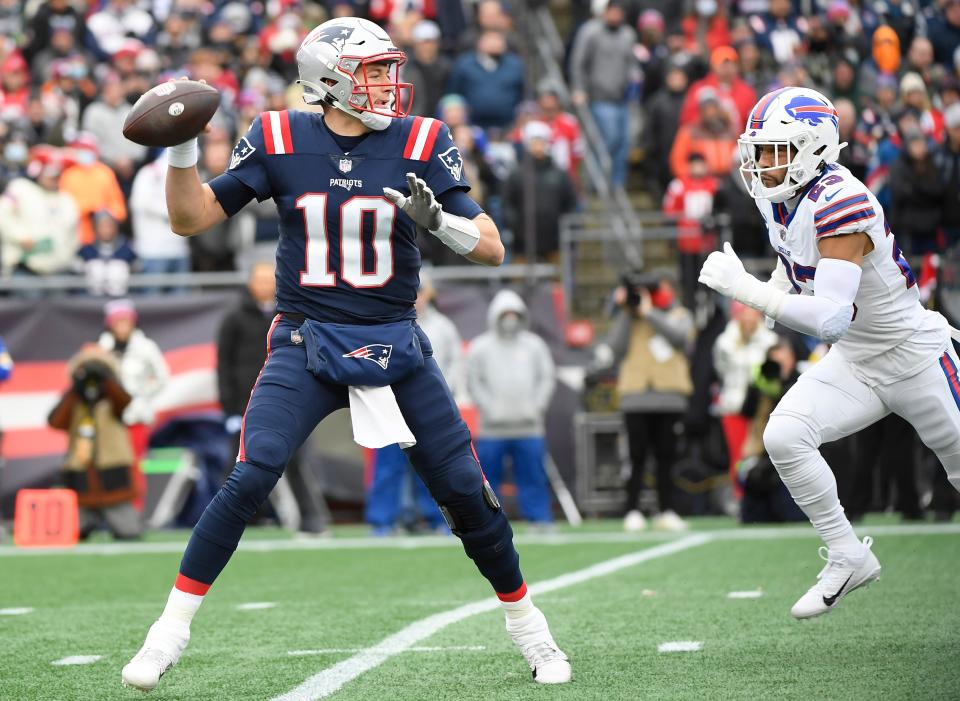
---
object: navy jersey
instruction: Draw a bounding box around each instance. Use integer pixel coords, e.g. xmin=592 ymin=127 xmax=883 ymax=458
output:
xmin=211 ymin=110 xmax=473 ymax=324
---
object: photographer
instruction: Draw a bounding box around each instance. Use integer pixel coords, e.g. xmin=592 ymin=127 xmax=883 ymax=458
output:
xmin=593 ymin=274 xmax=694 ymax=532
xmin=48 ymin=345 xmax=143 ymax=540
xmin=737 ymin=338 xmax=805 ymax=524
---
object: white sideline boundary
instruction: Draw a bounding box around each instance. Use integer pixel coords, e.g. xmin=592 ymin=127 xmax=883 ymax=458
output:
xmin=269 ymin=534 xmax=713 ymax=701
xmin=0 ymin=522 xmax=957 ymax=557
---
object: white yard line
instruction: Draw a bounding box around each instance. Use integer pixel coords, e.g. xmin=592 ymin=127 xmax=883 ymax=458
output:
xmin=658 ymin=641 xmax=703 ymax=653
xmin=727 ymin=590 xmax=764 ymax=599
xmin=51 ymin=655 xmax=102 ymax=666
xmin=269 ymin=534 xmax=713 ymax=701
xmin=237 ymin=602 xmax=277 ymax=611
xmin=0 ymin=607 xmax=34 ymax=615
xmin=287 ymin=646 xmax=485 ymax=656
xmin=0 ymin=522 xmax=956 ymax=558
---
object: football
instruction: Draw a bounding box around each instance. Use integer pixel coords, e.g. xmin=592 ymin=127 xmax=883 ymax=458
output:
xmin=122 ymin=80 xmax=220 ymax=148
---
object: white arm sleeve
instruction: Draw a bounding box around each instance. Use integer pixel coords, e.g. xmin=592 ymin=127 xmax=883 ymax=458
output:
xmin=764 ymin=257 xmax=795 ymax=328
xmin=774 ymin=258 xmax=861 ymax=343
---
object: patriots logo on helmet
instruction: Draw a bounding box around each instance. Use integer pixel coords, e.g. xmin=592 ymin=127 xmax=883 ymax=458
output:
xmin=437 ymin=146 xmax=463 ymax=181
xmin=309 ymin=24 xmax=354 ymax=52
xmin=784 ymin=96 xmax=839 ymax=128
xmin=343 ymin=344 xmax=393 ymax=370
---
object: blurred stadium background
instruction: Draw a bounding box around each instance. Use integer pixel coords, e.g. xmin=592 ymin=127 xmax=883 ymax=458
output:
xmin=1 ymin=0 xmax=960 ymax=699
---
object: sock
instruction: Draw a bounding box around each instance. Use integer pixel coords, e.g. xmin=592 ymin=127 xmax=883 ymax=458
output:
xmin=498 ymin=583 xmax=534 ymax=620
xmin=158 ymin=575 xmax=207 ymax=628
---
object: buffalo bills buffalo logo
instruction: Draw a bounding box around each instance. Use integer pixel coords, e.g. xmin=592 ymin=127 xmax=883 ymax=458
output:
xmin=784 ymin=96 xmax=838 ymax=128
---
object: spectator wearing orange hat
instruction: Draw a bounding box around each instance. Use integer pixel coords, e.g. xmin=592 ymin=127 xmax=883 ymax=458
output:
xmin=679 ymin=45 xmax=756 ymax=129
xmin=59 ymin=134 xmax=128 ymax=246
xmin=858 ymin=25 xmax=902 ymax=101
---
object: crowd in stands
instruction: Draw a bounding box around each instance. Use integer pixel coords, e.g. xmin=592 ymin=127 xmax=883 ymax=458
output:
xmin=0 ymin=0 xmax=587 ymax=285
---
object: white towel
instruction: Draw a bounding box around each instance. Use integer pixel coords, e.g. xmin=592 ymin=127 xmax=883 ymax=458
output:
xmin=347 ymin=385 xmax=416 ymax=449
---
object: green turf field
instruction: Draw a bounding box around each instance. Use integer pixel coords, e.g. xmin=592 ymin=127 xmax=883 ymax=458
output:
xmin=2 ymin=518 xmax=959 ymax=701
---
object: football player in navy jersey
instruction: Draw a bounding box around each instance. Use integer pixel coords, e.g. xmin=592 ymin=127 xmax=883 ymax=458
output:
xmin=122 ymin=17 xmax=571 ymax=692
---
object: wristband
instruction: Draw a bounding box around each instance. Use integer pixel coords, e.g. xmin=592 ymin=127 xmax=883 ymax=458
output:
xmin=168 ymin=138 xmax=199 ymax=169
xmin=429 ymin=211 xmax=480 ymax=256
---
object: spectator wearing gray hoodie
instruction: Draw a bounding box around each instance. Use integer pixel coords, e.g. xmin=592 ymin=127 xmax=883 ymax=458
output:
xmin=466 ymin=290 xmax=555 ymax=524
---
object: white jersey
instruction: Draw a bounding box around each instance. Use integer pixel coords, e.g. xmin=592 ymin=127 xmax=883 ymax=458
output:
xmin=758 ymin=163 xmax=948 ymax=385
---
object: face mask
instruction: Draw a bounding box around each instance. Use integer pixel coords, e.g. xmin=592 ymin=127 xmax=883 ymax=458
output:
xmin=498 ymin=314 xmax=521 ymax=335
xmin=76 ymin=150 xmax=96 ymax=166
xmin=651 ymin=287 xmax=675 ymax=309
xmin=696 ymin=0 xmax=717 ymax=16
xmin=3 ymin=142 xmax=27 ymax=163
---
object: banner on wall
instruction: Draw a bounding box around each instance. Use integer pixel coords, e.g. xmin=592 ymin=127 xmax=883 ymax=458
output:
xmin=0 ymin=282 xmax=585 ymax=513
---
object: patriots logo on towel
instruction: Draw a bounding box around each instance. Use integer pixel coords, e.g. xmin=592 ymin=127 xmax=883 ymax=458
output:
xmin=437 ymin=146 xmax=463 ymax=181
xmin=343 ymin=344 xmax=393 ymax=370
xmin=784 ymin=96 xmax=839 ymax=128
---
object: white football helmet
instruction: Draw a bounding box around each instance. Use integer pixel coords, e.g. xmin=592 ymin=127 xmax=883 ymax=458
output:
xmin=738 ymin=87 xmax=846 ymax=203
xmin=296 ymin=17 xmax=413 ymax=131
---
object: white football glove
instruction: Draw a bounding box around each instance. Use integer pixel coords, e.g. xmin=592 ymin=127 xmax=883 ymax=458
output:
xmin=383 ymin=172 xmax=443 ymax=231
xmin=698 ymin=242 xmax=748 ymax=298
xmin=699 ymin=242 xmax=786 ymax=318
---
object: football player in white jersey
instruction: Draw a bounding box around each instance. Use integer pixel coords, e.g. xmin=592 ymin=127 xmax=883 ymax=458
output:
xmin=699 ymin=86 xmax=960 ymax=619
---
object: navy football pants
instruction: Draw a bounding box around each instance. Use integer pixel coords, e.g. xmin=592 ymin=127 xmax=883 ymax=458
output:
xmin=180 ymin=316 xmax=523 ymax=594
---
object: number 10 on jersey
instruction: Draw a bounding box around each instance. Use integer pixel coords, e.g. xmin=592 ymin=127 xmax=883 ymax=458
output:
xmin=297 ymin=193 xmax=396 ymax=288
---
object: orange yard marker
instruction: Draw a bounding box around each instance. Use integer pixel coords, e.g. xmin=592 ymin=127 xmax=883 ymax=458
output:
xmin=13 ymin=489 xmax=79 ymax=548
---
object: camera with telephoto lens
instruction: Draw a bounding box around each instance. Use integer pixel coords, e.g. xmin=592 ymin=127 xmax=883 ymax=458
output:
xmin=620 ymin=271 xmax=661 ymax=308
xmin=71 ymin=360 xmax=113 ymax=404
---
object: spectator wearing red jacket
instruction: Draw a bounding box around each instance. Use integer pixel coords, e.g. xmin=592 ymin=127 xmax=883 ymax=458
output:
xmin=663 ymin=152 xmax=719 ymax=304
xmin=680 ymin=45 xmax=756 ymax=129
xmin=535 ymin=81 xmax=584 ymax=191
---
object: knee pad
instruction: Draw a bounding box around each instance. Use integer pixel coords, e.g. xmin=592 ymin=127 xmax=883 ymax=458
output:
xmin=763 ymin=413 xmax=819 ymax=466
xmin=220 ymin=461 xmax=282 ymax=522
xmin=241 ymin=426 xmax=295 ymax=474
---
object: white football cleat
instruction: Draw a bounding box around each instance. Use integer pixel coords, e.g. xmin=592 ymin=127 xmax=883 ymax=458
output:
xmin=791 ymin=536 xmax=881 ymax=619
xmin=623 ymin=509 xmax=647 ymax=532
xmin=121 ymin=619 xmax=190 ymax=692
xmin=652 ymin=510 xmax=689 ymax=532
xmin=506 ymin=607 xmax=571 ymax=684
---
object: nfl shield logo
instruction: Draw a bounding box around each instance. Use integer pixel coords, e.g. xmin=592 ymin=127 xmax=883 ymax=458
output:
xmin=778 ymin=226 xmax=788 ymax=241
xmin=338 ymin=158 xmax=353 ymax=174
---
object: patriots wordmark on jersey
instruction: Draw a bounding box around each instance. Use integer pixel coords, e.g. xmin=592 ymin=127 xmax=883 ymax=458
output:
xmin=215 ymin=110 xmax=470 ymax=324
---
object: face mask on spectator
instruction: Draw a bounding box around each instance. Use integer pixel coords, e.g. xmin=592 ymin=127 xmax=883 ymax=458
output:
xmin=696 ymin=0 xmax=718 ymax=17
xmin=76 ymin=150 xmax=96 ymax=166
xmin=498 ymin=313 xmax=522 ymax=336
xmin=3 ymin=141 xmax=27 ymax=163
xmin=651 ymin=286 xmax=675 ymax=310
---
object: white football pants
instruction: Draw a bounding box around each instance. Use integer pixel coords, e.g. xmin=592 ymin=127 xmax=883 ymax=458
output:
xmin=763 ymin=345 xmax=960 ymax=547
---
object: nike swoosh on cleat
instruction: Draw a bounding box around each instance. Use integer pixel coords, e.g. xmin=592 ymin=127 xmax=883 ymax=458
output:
xmin=822 ymin=573 xmax=854 ymax=606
